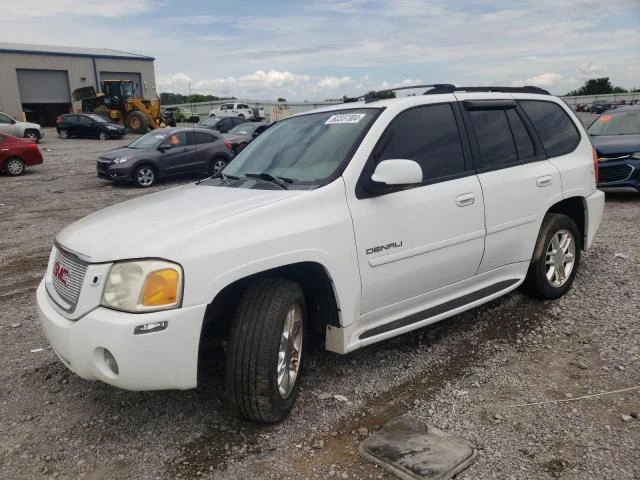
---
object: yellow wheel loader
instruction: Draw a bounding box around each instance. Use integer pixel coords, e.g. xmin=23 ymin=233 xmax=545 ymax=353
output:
xmin=72 ymin=80 xmax=165 ymax=134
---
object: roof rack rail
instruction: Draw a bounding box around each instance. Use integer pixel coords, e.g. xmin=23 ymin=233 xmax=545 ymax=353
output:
xmin=362 ymin=84 xmax=456 ymax=103
xmin=424 ymin=85 xmax=551 ymax=95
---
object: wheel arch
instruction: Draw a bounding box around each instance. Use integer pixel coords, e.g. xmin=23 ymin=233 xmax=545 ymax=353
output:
xmin=199 ymin=261 xmax=341 ymax=346
xmin=132 ymin=161 xmax=158 ymax=180
xmin=547 ymin=196 xmax=586 ymax=249
xmin=3 ymin=155 xmax=25 ymax=171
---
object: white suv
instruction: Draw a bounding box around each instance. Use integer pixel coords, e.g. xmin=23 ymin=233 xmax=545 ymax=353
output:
xmin=209 ymin=102 xmax=264 ymax=120
xmin=37 ymin=85 xmax=604 ymax=422
xmin=0 ymin=111 xmax=43 ymax=142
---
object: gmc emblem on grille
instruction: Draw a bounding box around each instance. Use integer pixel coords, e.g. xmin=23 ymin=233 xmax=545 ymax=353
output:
xmin=53 ymin=262 xmax=69 ymax=285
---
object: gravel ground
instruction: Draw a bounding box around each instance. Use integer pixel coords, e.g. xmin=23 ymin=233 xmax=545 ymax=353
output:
xmin=1 ymin=121 xmax=638 ymax=480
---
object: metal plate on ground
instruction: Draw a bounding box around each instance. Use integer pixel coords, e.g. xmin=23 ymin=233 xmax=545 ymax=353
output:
xmin=359 ymin=416 xmax=477 ymax=480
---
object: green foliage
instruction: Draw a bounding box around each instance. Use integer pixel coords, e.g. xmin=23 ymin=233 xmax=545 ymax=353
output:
xmin=160 ymin=92 xmax=234 ymax=105
xmin=366 ymin=90 xmax=396 ymax=100
xmin=277 ymin=97 xmax=287 ymax=102
xmin=566 ymin=77 xmax=628 ymax=96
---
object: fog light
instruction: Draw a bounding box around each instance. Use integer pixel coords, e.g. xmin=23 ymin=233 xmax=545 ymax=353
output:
xmin=103 ymin=349 xmax=119 ymax=375
xmin=134 ymin=321 xmax=168 ymax=335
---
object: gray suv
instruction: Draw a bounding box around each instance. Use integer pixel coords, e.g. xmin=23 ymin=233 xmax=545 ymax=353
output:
xmin=96 ymin=127 xmax=234 ymax=187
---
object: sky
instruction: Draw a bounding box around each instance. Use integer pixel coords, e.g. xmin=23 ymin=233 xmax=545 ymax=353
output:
xmin=2 ymin=0 xmax=639 ymax=101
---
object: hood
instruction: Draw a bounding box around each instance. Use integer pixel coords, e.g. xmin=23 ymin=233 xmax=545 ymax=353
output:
xmin=56 ymin=183 xmax=298 ymax=262
xmin=590 ymin=134 xmax=640 ymax=157
xmin=98 ymin=146 xmax=143 ymax=160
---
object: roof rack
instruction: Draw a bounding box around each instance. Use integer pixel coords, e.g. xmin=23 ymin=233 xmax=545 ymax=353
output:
xmin=359 ymin=84 xmax=550 ymax=103
xmin=424 ymin=85 xmax=551 ymax=95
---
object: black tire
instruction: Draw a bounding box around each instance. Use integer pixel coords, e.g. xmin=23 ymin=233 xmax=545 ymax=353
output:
xmin=24 ymin=129 xmax=40 ymax=142
xmin=209 ymin=157 xmax=227 ymax=175
xmin=238 ymin=114 xmax=245 ymax=119
xmin=4 ymin=157 xmax=25 ymax=176
xmin=59 ymin=129 xmax=69 ymax=139
xmin=126 ymin=111 xmax=150 ymax=134
xmin=99 ymin=131 xmax=108 ymax=141
xmin=522 ymin=213 xmax=581 ymax=300
xmin=225 ymin=278 xmax=306 ymax=423
xmin=133 ymin=164 xmax=156 ymax=188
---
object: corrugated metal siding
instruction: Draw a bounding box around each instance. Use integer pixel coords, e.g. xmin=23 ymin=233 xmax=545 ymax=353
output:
xmin=94 ymin=58 xmax=156 ymax=98
xmin=17 ymin=69 xmax=71 ymax=103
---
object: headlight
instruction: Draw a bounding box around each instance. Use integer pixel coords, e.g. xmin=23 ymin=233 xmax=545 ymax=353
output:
xmin=112 ymin=156 xmax=132 ymax=164
xmin=107 ymin=125 xmax=118 ymax=130
xmin=102 ymin=260 xmax=183 ymax=312
xmin=631 ymin=152 xmax=640 ymax=160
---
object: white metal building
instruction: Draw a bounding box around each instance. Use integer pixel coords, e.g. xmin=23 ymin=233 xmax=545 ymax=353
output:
xmin=0 ymin=42 xmax=156 ymax=125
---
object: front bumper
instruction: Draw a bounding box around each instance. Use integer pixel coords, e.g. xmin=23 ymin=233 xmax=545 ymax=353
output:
xmin=597 ymin=159 xmax=640 ymax=191
xmin=37 ymin=280 xmax=206 ymax=390
xmin=96 ymin=161 xmax=133 ymax=181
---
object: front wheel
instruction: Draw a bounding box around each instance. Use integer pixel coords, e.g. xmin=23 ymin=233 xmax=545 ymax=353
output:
xmin=4 ymin=157 xmax=25 ymax=176
xmin=99 ymin=131 xmax=108 ymax=140
xmin=133 ymin=165 xmax=156 ymax=188
xmin=522 ymin=213 xmax=581 ymax=299
xmin=225 ymin=278 xmax=306 ymax=423
xmin=59 ymin=129 xmax=69 ymax=139
xmin=24 ymin=130 xmax=40 ymax=142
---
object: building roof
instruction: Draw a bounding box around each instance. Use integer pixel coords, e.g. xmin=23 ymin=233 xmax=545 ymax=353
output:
xmin=0 ymin=42 xmax=154 ymax=61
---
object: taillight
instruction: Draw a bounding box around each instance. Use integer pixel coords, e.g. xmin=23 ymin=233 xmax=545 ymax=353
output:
xmin=592 ymin=148 xmax=599 ymax=184
xmin=224 ymin=141 xmax=233 ymax=150
xmin=56 ymin=116 xmax=62 ymax=124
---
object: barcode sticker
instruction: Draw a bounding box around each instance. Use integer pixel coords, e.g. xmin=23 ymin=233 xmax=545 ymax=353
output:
xmin=325 ymin=113 xmax=366 ymax=125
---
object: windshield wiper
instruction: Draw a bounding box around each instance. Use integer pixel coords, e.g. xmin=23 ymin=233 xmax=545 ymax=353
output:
xmin=244 ymin=172 xmax=293 ymax=190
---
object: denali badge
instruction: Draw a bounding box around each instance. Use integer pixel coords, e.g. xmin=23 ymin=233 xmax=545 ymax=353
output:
xmin=53 ymin=262 xmax=69 ymax=285
xmin=366 ymin=241 xmax=403 ymax=255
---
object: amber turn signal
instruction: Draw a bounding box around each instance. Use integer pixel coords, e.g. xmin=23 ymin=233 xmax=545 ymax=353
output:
xmin=142 ymin=268 xmax=179 ymax=306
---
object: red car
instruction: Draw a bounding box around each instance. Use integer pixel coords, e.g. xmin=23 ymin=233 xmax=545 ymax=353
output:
xmin=0 ymin=132 xmax=43 ymax=176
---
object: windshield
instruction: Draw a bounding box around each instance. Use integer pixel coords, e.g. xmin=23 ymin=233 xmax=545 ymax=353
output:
xmin=128 ymin=131 xmax=168 ymax=149
xmin=199 ymin=117 xmax=221 ymax=126
xmin=588 ymin=109 xmax=640 ymax=136
xmin=229 ymin=123 xmax=257 ymax=135
xmin=222 ymin=108 xmax=379 ymax=185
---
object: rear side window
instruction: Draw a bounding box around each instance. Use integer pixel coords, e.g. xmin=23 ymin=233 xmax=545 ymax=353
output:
xmin=506 ymin=109 xmax=535 ymax=162
xmin=519 ymin=100 xmax=580 ymax=157
xmin=192 ymin=132 xmax=217 ymax=144
xmin=377 ymin=104 xmax=467 ymax=181
xmin=468 ymin=110 xmax=518 ymax=168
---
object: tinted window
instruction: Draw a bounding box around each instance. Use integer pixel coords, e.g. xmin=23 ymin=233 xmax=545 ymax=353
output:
xmin=77 ymin=116 xmax=94 ymax=125
xmin=519 ymin=100 xmax=580 ymax=157
xmin=377 ymin=104 xmax=466 ymax=180
xmin=192 ymin=132 xmax=217 ymax=144
xmin=468 ymin=110 xmax=518 ymax=168
xmin=0 ymin=135 xmax=5 ymax=144
xmin=588 ymin=109 xmax=640 ymax=135
xmin=0 ymin=114 xmax=12 ymax=124
xmin=164 ymin=132 xmax=190 ymax=147
xmin=506 ymin=109 xmax=535 ymax=162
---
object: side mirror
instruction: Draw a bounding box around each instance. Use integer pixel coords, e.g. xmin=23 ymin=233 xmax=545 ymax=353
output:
xmin=158 ymin=143 xmax=171 ymax=152
xmin=366 ymin=159 xmax=423 ymax=195
xmin=10 ymin=119 xmax=16 ymax=124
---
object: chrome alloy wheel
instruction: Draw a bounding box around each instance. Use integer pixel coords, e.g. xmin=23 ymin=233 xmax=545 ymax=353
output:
xmin=212 ymin=159 xmax=226 ymax=174
xmin=545 ymin=229 xmax=576 ymax=287
xmin=136 ymin=167 xmax=155 ymax=187
xmin=277 ymin=303 xmax=303 ymax=399
xmin=6 ymin=158 xmax=25 ymax=175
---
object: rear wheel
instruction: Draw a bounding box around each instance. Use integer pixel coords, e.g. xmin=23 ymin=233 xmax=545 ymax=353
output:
xmin=59 ymin=129 xmax=69 ymax=139
xmin=225 ymin=278 xmax=306 ymax=422
xmin=522 ymin=213 xmax=581 ymax=299
xmin=4 ymin=157 xmax=25 ymax=176
xmin=133 ymin=165 xmax=156 ymax=188
xmin=210 ymin=157 xmax=227 ymax=175
xmin=126 ymin=111 xmax=150 ymax=134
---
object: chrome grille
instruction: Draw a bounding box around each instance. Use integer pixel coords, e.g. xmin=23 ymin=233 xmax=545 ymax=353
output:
xmin=51 ymin=246 xmax=88 ymax=309
xmin=599 ymin=164 xmax=633 ymax=184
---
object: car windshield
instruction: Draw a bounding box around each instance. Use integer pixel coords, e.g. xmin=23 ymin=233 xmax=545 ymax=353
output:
xmin=228 ymin=124 xmax=257 ymax=135
xmin=588 ymin=110 xmax=640 ymax=136
xmin=200 ymin=117 xmax=221 ymax=126
xmin=127 ymin=131 xmax=168 ymax=149
xmin=220 ymin=108 xmax=379 ymax=186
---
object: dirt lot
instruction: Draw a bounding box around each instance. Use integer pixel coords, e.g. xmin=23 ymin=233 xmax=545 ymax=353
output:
xmin=1 ymin=124 xmax=638 ymax=480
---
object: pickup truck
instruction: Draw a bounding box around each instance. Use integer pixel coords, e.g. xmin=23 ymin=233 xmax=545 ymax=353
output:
xmin=209 ymin=102 xmax=265 ymax=120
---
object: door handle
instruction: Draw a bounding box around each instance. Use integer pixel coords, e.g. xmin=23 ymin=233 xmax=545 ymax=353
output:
xmin=536 ymin=175 xmax=553 ymax=187
xmin=456 ymin=193 xmax=475 ymax=207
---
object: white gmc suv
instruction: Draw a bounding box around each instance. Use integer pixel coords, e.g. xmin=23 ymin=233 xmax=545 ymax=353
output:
xmin=37 ymin=85 xmax=604 ymax=423
xmin=209 ymin=102 xmax=264 ymax=120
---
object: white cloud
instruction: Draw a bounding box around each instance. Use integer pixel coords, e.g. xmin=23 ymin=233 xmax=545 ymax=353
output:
xmin=317 ymin=76 xmax=351 ymax=89
xmin=156 ymin=73 xmax=192 ymax=91
xmin=525 ymin=73 xmax=564 ymax=86
xmin=578 ymin=62 xmax=608 ymax=76
xmin=3 ymin=0 xmax=159 ymax=18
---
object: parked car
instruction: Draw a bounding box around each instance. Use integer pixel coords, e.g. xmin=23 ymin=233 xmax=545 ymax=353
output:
xmin=588 ymin=105 xmax=640 ymax=192
xmin=222 ymin=122 xmax=270 ymax=153
xmin=209 ymin=102 xmax=265 ymax=120
xmin=198 ymin=115 xmax=248 ymax=133
xmin=163 ymin=106 xmax=200 ymax=123
xmin=0 ymin=112 xmax=43 ymax=142
xmin=37 ymin=86 xmax=604 ymax=423
xmin=56 ymin=113 xmax=126 ymax=140
xmin=96 ymin=127 xmax=233 ymax=187
xmin=590 ymin=101 xmax=613 ymax=114
xmin=0 ymin=132 xmax=43 ymax=175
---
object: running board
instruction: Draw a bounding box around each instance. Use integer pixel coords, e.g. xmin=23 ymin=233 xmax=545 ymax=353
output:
xmin=359 ymin=279 xmax=519 ymax=340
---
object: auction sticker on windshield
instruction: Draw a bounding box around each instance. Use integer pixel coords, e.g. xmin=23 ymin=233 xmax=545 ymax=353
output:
xmin=325 ymin=113 xmax=366 ymax=125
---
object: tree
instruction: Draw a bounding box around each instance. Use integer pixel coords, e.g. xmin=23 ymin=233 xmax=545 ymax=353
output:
xmin=365 ymin=90 xmax=396 ymax=100
xmin=566 ymin=77 xmax=628 ymax=96
xmin=277 ymin=97 xmax=287 ymax=102
xmin=160 ymin=92 xmax=188 ymax=105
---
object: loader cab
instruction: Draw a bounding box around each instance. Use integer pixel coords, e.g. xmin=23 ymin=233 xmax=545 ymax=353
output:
xmin=102 ymin=81 xmax=136 ymax=110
